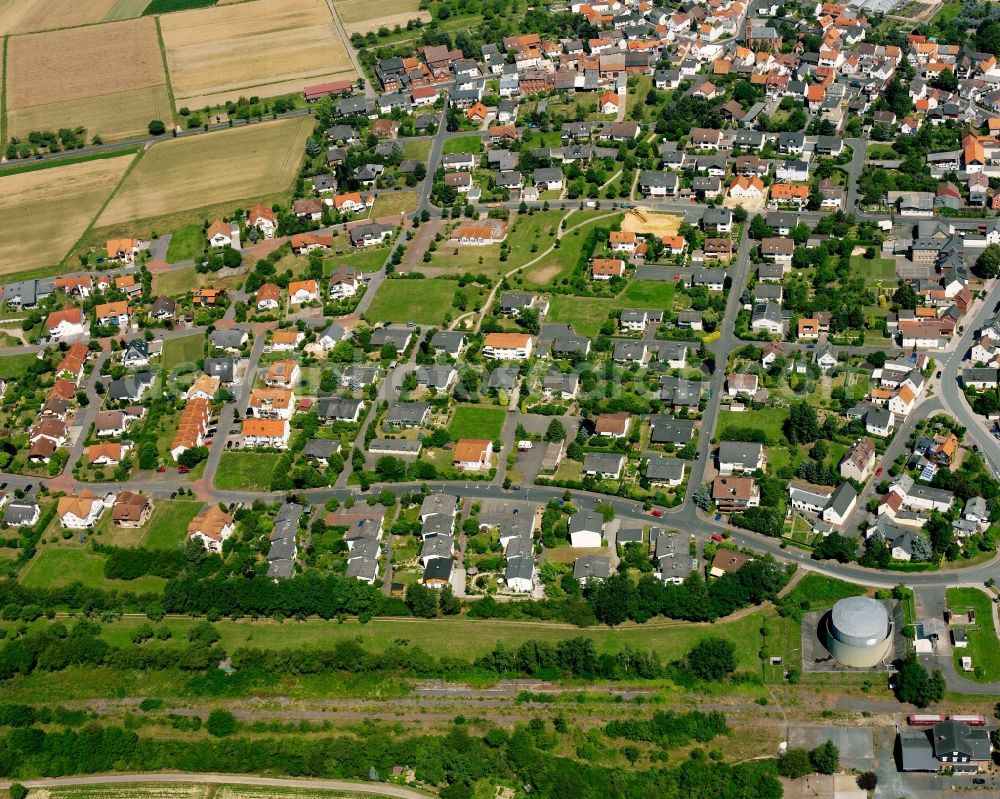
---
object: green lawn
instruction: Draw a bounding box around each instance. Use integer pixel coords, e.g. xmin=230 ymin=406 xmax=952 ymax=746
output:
xmin=370 ymin=191 xmax=419 ymax=218
xmin=0 ymin=352 xmax=39 ymax=379
xmin=323 ymin=245 xmax=389 ymax=276
xmin=94 ymin=610 xmax=782 ymax=673
xmin=448 ymin=405 xmax=506 ymax=440
xmin=164 ymin=223 xmax=206 ymax=263
xmin=718 ymin=407 xmax=788 ymax=445
xmin=442 ymin=135 xmax=482 ymax=154
xmin=866 ymin=144 xmax=897 ymax=160
xmin=545 ymin=273 xmax=676 ymax=336
xmin=850 ymin=255 xmax=896 ymax=282
xmin=20 ymin=548 xmax=166 ymax=594
xmin=946 ymin=587 xmax=1000 ymax=682
xmin=402 ymin=139 xmax=432 ymax=160
xmin=142 ymin=500 xmax=203 ymax=549
xmin=365 ymin=278 xmax=486 ymax=325
xmin=782 ymin=574 xmax=865 ymax=611
xmin=214 ymin=451 xmax=281 ymax=491
xmin=161 ymin=334 xmax=204 ymax=372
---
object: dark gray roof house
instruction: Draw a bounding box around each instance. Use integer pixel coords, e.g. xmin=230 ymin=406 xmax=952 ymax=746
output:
xmin=108 ymin=372 xmax=153 ymax=402
xmin=386 ymin=402 xmax=430 ymax=427
xmin=649 ymin=415 xmax=695 ymax=446
xmin=371 ymin=327 xmax=412 ymax=352
xmin=204 ymin=357 xmax=236 ymax=384
xmin=488 ymin=367 xmax=519 ymax=391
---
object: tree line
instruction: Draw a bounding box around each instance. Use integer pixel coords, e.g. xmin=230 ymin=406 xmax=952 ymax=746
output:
xmin=0 ymin=717 xmax=783 ymax=799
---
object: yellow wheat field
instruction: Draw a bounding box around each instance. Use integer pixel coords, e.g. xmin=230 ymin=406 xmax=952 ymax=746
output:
xmin=334 ymin=0 xmax=425 ymax=23
xmin=160 ymin=0 xmax=357 ymax=109
xmin=98 ymin=116 xmax=312 ymax=227
xmin=0 ymin=0 xmax=118 ymax=34
xmin=5 ymin=17 xmax=172 ymax=141
xmin=0 ymin=155 xmax=135 ymax=274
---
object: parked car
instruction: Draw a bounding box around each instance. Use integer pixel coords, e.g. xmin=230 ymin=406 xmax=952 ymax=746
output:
xmin=711 ymin=533 xmax=724 ymax=542
xmin=875 ymin=467 xmax=883 ymax=476
xmin=177 ymin=466 xmax=189 ymax=474
xmin=650 ymin=509 xmax=663 ymax=517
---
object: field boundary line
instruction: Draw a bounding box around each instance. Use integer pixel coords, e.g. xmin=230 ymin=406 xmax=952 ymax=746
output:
xmin=154 ymin=16 xmax=179 ymax=126
xmin=171 ymin=70 xmax=357 ymax=106
xmin=0 ymin=35 xmax=7 ymax=147
xmin=0 ymin=145 xmax=142 ymax=176
xmin=66 ymin=148 xmax=145 ymax=268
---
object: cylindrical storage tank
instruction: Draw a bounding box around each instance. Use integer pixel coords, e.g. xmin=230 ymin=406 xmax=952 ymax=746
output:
xmin=822 ymin=596 xmax=893 ymax=668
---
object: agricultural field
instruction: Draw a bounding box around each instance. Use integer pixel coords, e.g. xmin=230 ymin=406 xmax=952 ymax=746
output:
xmin=335 ymin=0 xmax=430 ymax=34
xmin=0 ymin=0 xmax=118 ymax=34
xmin=448 ymin=405 xmax=506 ymax=440
xmin=5 ymin=17 xmax=173 ymax=141
xmin=159 ymin=0 xmax=357 ymax=109
xmin=0 ymin=153 xmax=135 ymax=275
xmin=98 ymin=116 xmax=312 ymax=228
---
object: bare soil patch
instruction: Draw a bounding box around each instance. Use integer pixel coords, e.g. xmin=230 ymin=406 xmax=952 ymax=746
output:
xmin=619 ymin=209 xmax=683 ymax=238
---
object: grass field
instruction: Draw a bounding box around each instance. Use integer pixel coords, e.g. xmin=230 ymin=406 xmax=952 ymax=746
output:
xmin=547 ymin=282 xmax=675 ymax=337
xmin=0 ymin=0 xmax=118 ymax=34
xmin=106 ymin=0 xmax=158 ymax=20
xmin=5 ymin=17 xmax=172 ymax=141
xmin=160 ymin=0 xmax=357 ymax=109
xmin=97 ymin=611 xmax=780 ymax=671
xmin=0 ymin=352 xmax=39 ymax=378
xmin=0 ymin=154 xmax=134 ymax=275
xmin=718 ymin=407 xmax=789 ymax=444
xmin=98 ymin=116 xmax=312 ymax=227
xmin=141 ymin=500 xmax=203 ymax=548
xmin=448 ymin=405 xmax=506 ymax=439
xmin=370 ymin=191 xmax=419 ymax=218
xmin=165 ymin=223 xmax=206 ymax=262
xmin=422 ymin=210 xmax=574 ymax=280
xmin=152 ymin=264 xmax=244 ymax=297
xmin=850 ymin=254 xmax=896 ymax=282
xmin=781 ymin=574 xmax=865 ymax=611
xmin=946 ymin=587 xmax=1000 ymax=682
xmin=402 ymin=138 xmax=432 ymax=161
xmin=214 ymin=451 xmax=281 ymax=491
xmin=442 ymin=135 xmax=482 ymax=154
xmin=20 ymin=547 xmax=167 ymax=594
xmin=162 ymin=333 xmax=204 ymax=371
xmin=365 ymin=278 xmax=485 ymax=325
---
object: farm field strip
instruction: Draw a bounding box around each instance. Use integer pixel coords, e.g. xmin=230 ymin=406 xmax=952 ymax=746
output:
xmin=0 ymin=154 xmax=135 ymax=274
xmin=0 ymin=0 xmax=118 ymax=33
xmin=159 ymin=0 xmax=357 ymax=108
xmin=97 ymin=115 xmax=312 ymax=227
xmin=4 ymin=16 xmax=171 ymax=141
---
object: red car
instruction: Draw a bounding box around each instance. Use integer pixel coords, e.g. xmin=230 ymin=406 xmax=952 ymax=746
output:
xmin=177 ymin=466 xmax=190 ymax=474
xmin=156 ymin=466 xmax=166 ymax=473
xmin=875 ymin=466 xmax=883 ymax=476
xmin=711 ymin=533 xmax=724 ymax=542
xmin=650 ymin=509 xmax=663 ymax=517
